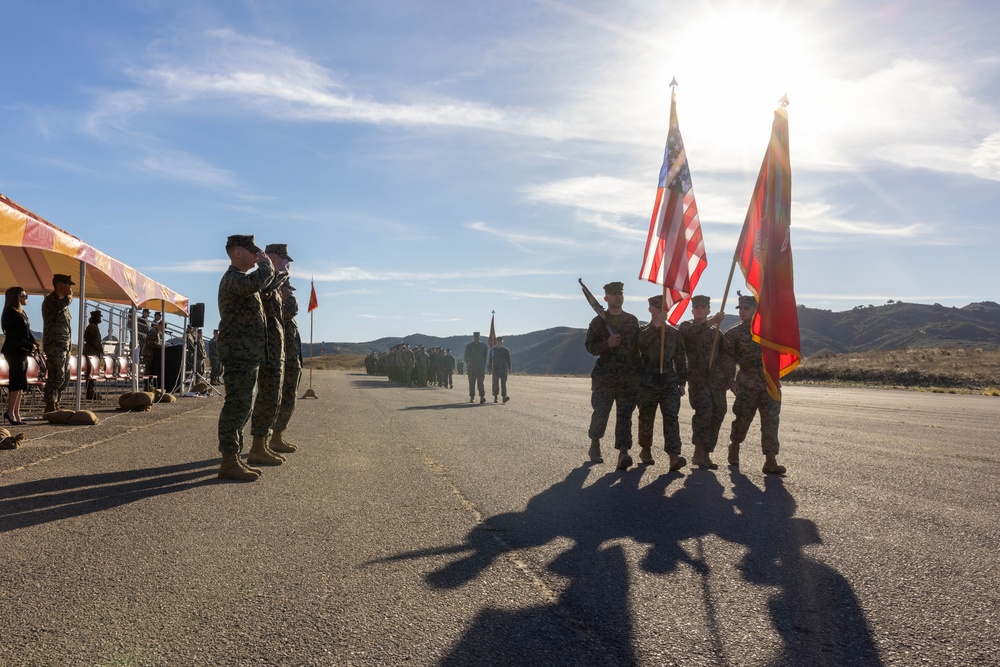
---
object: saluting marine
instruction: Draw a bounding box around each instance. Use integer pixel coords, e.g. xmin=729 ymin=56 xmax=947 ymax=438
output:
xmin=41 ymin=273 xmax=75 ymax=413
xmin=216 ymin=234 xmax=274 ymax=482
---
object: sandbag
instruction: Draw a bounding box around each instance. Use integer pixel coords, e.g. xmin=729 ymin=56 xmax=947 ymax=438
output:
xmin=0 ymin=427 xmax=23 ymax=450
xmin=119 ymin=392 xmax=154 ymax=411
xmin=43 ymin=409 xmax=99 ymax=425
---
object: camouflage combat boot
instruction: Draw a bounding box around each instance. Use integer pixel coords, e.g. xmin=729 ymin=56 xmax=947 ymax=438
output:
xmin=240 ymin=457 xmax=263 ymax=475
xmin=247 ymin=435 xmax=284 ymax=466
xmin=693 ymin=446 xmax=719 ymax=470
xmin=219 ymin=452 xmax=259 ymax=481
xmin=588 ymin=438 xmax=603 ymax=464
xmin=727 ymin=441 xmax=740 ymax=466
xmin=762 ymin=454 xmax=786 ymax=475
xmin=615 ymin=448 xmax=633 ymax=471
xmin=639 ymin=446 xmax=655 ymax=465
xmin=668 ymin=453 xmax=687 ymax=471
xmin=269 ymin=430 xmax=297 ymax=454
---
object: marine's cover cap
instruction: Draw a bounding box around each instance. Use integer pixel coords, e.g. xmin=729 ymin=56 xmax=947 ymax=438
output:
xmin=647 ymin=295 xmax=663 ymax=308
xmin=691 ymin=295 xmax=711 ymax=307
xmin=264 ymin=243 xmax=293 ymax=261
xmin=737 ymin=292 xmax=757 ymax=309
xmin=603 ymin=281 xmax=624 ymax=294
xmin=226 ymin=234 xmax=261 ymax=252
xmin=52 ymin=273 xmax=75 ymax=285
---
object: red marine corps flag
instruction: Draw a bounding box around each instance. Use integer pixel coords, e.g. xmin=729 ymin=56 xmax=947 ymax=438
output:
xmin=638 ymin=78 xmax=707 ymax=325
xmin=308 ymin=280 xmax=319 ymax=313
xmin=735 ymin=98 xmax=801 ymax=401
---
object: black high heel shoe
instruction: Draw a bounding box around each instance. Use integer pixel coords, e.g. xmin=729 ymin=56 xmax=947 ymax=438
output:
xmin=3 ymin=412 xmax=25 ymax=426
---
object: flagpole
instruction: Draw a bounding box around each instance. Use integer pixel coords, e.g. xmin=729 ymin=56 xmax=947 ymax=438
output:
xmin=658 ymin=282 xmax=668 ymax=373
xmin=302 ymin=278 xmax=318 ymax=398
xmin=708 ymin=252 xmax=739 ymax=369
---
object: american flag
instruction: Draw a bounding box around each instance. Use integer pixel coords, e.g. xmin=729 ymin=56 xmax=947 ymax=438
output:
xmin=638 ymin=83 xmax=707 ymax=325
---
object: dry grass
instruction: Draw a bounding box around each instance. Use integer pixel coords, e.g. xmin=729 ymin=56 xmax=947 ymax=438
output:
xmin=303 ymin=353 xmax=366 ymax=371
xmin=788 ymin=347 xmax=1000 ymax=395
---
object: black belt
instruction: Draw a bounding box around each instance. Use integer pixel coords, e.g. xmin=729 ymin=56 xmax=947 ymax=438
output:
xmin=606 ymin=354 xmax=629 ymax=363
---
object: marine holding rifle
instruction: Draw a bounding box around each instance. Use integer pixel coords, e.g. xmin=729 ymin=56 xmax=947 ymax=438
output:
xmin=583 ymin=281 xmax=640 ymax=470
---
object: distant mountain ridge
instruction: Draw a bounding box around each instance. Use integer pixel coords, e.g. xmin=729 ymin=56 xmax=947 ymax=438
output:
xmin=313 ymin=301 xmax=1000 ymax=376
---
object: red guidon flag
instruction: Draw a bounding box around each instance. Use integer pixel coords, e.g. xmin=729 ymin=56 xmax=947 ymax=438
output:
xmin=308 ymin=280 xmax=319 ymax=313
xmin=638 ymin=81 xmax=707 ymax=325
xmin=488 ymin=312 xmax=496 ymax=348
xmin=736 ymin=103 xmax=801 ymax=401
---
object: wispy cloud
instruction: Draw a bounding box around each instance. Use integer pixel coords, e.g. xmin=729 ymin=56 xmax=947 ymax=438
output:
xmin=430 ymin=286 xmax=578 ymax=300
xmin=134 ymin=150 xmax=243 ymax=191
xmin=463 ymin=221 xmax=577 ymax=251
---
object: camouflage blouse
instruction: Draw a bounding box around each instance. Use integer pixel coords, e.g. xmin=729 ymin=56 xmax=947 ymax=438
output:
xmin=722 ymin=321 xmax=766 ymax=390
xmin=585 ymin=312 xmax=640 ymax=377
xmin=216 ymin=260 xmax=274 ymax=364
xmin=41 ymin=292 xmax=72 ymax=349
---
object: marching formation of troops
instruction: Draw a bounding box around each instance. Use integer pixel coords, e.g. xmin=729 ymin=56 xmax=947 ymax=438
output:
xmin=366 ymin=345 xmax=456 ymax=389
xmin=586 ymin=281 xmax=787 ymax=476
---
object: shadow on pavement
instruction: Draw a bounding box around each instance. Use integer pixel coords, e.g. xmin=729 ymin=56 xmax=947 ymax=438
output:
xmin=367 ymin=464 xmax=884 ymax=666
xmin=0 ymin=459 xmax=219 ymax=533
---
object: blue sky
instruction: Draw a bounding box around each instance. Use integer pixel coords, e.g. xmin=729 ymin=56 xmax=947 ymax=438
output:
xmin=3 ymin=0 xmax=998 ymax=343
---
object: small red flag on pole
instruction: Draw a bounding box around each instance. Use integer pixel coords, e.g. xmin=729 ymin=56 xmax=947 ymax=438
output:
xmin=302 ymin=278 xmax=319 ymax=398
xmin=308 ymin=281 xmax=319 ymax=313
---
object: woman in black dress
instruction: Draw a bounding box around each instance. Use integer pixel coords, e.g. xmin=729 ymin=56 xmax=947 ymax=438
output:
xmin=2 ymin=286 xmax=35 ymax=425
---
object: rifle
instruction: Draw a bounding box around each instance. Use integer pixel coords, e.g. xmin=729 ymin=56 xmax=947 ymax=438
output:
xmin=578 ymin=278 xmax=616 ymax=335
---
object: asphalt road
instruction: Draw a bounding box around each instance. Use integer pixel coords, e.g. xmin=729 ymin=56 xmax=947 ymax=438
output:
xmin=1 ymin=372 xmax=997 ymax=666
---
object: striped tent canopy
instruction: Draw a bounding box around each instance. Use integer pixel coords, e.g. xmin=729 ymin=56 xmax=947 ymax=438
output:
xmin=0 ymin=193 xmax=188 ymax=315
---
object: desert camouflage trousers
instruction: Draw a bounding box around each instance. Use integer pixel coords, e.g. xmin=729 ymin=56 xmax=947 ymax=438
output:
xmin=687 ymin=377 xmax=727 ymax=453
xmin=467 ymin=367 xmax=485 ymax=399
xmin=272 ymin=365 xmax=301 ymax=433
xmin=638 ymin=384 xmax=682 ymax=454
xmin=250 ymin=360 xmax=283 ymax=437
xmin=729 ymin=384 xmax=781 ymax=455
xmin=43 ymin=346 xmax=70 ymax=404
xmin=588 ymin=374 xmax=638 ymax=450
xmin=491 ymin=372 xmax=508 ymax=398
xmin=218 ymin=360 xmax=259 ymax=455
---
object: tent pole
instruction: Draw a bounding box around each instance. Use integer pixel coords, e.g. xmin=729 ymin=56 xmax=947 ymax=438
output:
xmin=75 ymin=261 xmax=87 ymax=411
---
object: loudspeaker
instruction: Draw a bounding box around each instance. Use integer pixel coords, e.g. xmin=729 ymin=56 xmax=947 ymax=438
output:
xmin=160 ymin=344 xmax=184 ymax=390
xmin=189 ymin=302 xmax=205 ymax=328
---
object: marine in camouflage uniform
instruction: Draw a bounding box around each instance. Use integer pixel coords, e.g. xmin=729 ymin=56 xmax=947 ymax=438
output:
xmin=248 ymin=243 xmax=293 ymax=466
xmin=636 ymin=295 xmax=688 ymax=470
xmin=414 ymin=345 xmax=429 ymax=387
xmin=489 ymin=337 xmax=512 ymax=403
xmin=83 ymin=310 xmax=103 ymax=400
xmin=464 ymin=332 xmax=488 ymax=403
xmin=207 ymin=329 xmax=223 ymax=384
xmin=722 ymin=293 xmax=787 ymax=475
xmin=216 ymin=234 xmax=274 ymax=481
xmin=41 ymin=273 xmax=75 ymax=411
xmin=269 ymin=283 xmax=303 ymax=453
xmin=678 ymin=294 xmax=729 ymax=469
xmin=585 ymin=281 xmax=640 ymax=470
xmin=444 ymin=349 xmax=455 ymax=388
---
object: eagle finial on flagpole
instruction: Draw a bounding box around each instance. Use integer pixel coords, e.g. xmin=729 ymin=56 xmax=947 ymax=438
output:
xmin=778 ymin=94 xmax=789 ymax=108
xmin=670 ymin=76 xmax=679 ymax=89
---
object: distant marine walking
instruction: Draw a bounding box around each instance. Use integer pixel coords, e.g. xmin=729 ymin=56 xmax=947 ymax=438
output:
xmin=464 ymin=331 xmax=488 ymax=404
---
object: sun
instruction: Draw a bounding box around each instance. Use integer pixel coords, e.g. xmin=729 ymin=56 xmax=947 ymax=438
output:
xmin=663 ymin=6 xmax=824 ymax=167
